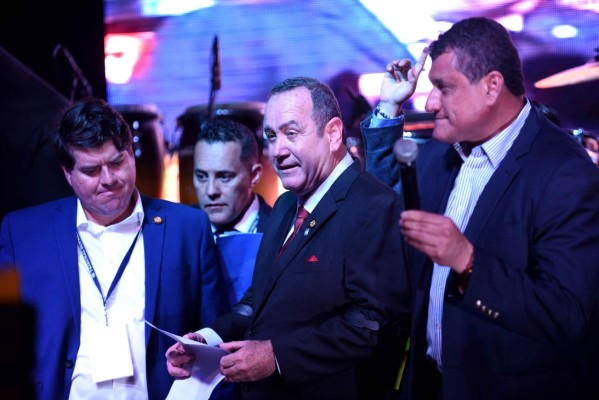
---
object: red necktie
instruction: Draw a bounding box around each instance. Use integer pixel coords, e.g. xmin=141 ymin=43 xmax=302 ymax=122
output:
xmin=277 ymin=206 xmax=309 ymax=259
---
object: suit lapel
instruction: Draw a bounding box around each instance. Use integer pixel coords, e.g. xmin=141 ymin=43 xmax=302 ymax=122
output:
xmin=54 ymin=197 xmax=82 ymax=334
xmin=258 ymin=162 xmax=358 ymax=308
xmin=140 ymin=197 xmax=164 ymax=345
xmin=256 ymin=195 xmax=272 ymax=233
xmin=463 ymin=108 xmax=539 ymax=242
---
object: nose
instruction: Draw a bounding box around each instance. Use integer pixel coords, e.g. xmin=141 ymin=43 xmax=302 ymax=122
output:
xmin=206 ymin=178 xmax=220 ymax=198
xmin=268 ymin=136 xmax=288 ymax=160
xmin=425 ymin=87 xmax=440 ymax=113
xmin=99 ymin=166 xmax=116 ymax=186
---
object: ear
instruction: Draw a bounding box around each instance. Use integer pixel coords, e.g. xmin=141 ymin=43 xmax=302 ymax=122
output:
xmin=325 ymin=116 xmax=344 ymax=152
xmin=483 ymin=71 xmax=504 ymax=104
xmin=250 ymin=163 xmax=263 ymax=188
xmin=61 ymin=165 xmax=74 ymax=188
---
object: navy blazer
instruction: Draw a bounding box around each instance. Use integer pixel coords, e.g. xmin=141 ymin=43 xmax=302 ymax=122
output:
xmin=209 ymin=161 xmax=412 ymax=400
xmin=0 ymin=195 xmax=228 ymax=400
xmin=363 ymin=105 xmax=599 ymax=400
xmin=255 ymin=194 xmax=273 ymax=233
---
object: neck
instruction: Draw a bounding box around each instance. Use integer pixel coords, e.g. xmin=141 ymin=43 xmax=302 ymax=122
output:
xmin=87 ymin=193 xmax=137 ymax=227
xmin=216 ymin=193 xmax=255 ymax=232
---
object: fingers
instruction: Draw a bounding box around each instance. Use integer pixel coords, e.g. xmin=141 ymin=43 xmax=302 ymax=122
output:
xmin=400 ymin=211 xmax=472 ymax=268
xmin=219 ymin=340 xmax=244 ymax=352
xmin=386 ymin=60 xmax=410 ymax=83
xmin=219 ymin=340 xmax=276 ymax=383
xmin=165 ymin=342 xmax=194 ymax=378
xmin=385 ymin=49 xmax=429 ymax=84
xmin=184 ymin=332 xmax=206 ymax=344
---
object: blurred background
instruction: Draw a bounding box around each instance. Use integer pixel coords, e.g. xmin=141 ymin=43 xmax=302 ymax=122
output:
xmin=2 ymin=0 xmax=599 ymax=212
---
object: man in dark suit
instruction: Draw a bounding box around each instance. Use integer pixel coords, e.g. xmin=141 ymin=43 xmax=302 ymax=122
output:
xmin=362 ymin=17 xmax=599 ymax=400
xmin=0 ymin=98 xmax=228 ymax=400
xmin=166 ymin=76 xmax=411 ymax=399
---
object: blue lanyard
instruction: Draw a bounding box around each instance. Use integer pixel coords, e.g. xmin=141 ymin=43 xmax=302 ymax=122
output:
xmin=76 ymin=227 xmax=143 ymax=326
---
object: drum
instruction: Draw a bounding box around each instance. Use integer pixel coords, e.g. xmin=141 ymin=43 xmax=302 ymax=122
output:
xmin=113 ymin=104 xmax=165 ymax=199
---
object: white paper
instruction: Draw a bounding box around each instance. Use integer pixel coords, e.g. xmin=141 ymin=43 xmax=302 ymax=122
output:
xmin=90 ymin=323 xmax=134 ymax=383
xmin=144 ymin=320 xmax=228 ymax=400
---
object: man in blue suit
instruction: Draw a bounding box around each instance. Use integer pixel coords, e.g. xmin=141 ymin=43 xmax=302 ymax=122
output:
xmin=362 ymin=17 xmax=599 ymax=400
xmin=192 ymin=117 xmax=273 ymax=400
xmin=0 ymin=98 xmax=228 ymax=400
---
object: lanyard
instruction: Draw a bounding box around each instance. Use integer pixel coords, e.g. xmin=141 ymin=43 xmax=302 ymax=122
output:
xmin=76 ymin=227 xmax=143 ymax=326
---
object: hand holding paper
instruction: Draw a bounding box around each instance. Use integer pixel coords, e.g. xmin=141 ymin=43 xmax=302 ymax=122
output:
xmin=144 ymin=320 xmax=229 ymax=400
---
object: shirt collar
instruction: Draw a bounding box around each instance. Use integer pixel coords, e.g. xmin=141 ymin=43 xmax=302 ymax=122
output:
xmin=76 ymin=190 xmax=144 ymax=235
xmin=211 ymin=194 xmax=260 ymax=234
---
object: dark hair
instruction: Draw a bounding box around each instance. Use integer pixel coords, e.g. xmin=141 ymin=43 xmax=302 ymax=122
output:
xmin=429 ymin=17 xmax=525 ymax=96
xmin=196 ymin=118 xmax=260 ymax=165
xmin=268 ymin=76 xmax=342 ymax=135
xmin=54 ymin=97 xmax=132 ymax=171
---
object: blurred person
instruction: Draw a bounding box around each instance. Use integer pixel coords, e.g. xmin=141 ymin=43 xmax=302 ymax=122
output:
xmin=193 ymin=118 xmax=272 ymax=239
xmin=581 ymin=131 xmax=599 ymax=164
xmin=362 ymin=17 xmax=599 ymax=400
xmin=166 ymin=76 xmax=411 ymax=399
xmin=0 ymin=97 xmax=228 ymax=400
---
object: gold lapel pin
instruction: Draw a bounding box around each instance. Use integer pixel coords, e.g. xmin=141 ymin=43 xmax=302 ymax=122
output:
xmin=153 ymin=216 xmax=163 ymax=225
xmin=309 ymin=220 xmax=316 ymax=228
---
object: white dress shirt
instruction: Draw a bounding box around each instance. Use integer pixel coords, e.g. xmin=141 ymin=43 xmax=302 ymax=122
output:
xmin=69 ymin=193 xmax=147 ymax=400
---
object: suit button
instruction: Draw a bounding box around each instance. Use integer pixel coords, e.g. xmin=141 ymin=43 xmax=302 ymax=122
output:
xmin=65 ymin=359 xmax=74 ymax=368
xmin=248 ymin=329 xmax=256 ymax=337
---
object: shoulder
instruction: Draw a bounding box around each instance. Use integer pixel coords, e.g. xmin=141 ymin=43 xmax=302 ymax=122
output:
xmin=257 ymin=195 xmax=273 ymax=214
xmin=3 ymin=196 xmax=75 ymax=221
xmin=141 ymin=196 xmax=210 ymax=222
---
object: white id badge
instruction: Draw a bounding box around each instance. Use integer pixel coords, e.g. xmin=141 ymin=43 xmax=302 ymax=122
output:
xmin=90 ymin=323 xmax=134 ymax=383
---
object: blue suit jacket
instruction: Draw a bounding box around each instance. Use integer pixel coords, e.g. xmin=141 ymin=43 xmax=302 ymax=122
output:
xmin=0 ymin=195 xmax=228 ymax=400
xmin=362 ymin=105 xmax=599 ymax=400
xmin=209 ymin=161 xmax=412 ymax=400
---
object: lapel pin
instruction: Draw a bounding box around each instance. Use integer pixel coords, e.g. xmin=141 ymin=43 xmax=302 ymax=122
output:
xmin=153 ymin=216 xmax=163 ymax=225
xmin=309 ymin=220 xmax=316 ymax=228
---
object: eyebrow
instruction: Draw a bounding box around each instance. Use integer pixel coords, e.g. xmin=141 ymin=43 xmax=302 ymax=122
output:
xmin=264 ymin=120 xmax=300 ymax=133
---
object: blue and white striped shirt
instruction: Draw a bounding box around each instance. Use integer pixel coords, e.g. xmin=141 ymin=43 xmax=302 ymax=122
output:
xmin=426 ymin=100 xmax=531 ymax=368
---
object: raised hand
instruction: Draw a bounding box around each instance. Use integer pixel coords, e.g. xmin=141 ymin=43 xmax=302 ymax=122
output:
xmin=378 ymin=48 xmax=429 ymax=117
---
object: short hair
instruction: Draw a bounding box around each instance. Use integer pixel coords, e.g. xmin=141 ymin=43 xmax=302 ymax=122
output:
xmin=196 ymin=118 xmax=260 ymax=165
xmin=268 ymin=76 xmax=342 ymax=136
xmin=429 ymin=17 xmax=525 ymax=96
xmin=54 ymin=97 xmax=132 ymax=171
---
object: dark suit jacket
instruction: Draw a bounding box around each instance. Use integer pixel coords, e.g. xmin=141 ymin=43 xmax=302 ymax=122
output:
xmin=0 ymin=195 xmax=228 ymax=400
xmin=209 ymin=161 xmax=411 ymax=400
xmin=362 ymin=105 xmax=599 ymax=400
xmin=255 ymin=194 xmax=272 ymax=233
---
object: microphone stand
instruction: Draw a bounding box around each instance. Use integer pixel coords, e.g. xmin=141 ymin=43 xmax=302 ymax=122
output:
xmin=206 ymin=35 xmax=221 ymax=122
